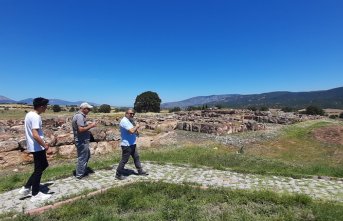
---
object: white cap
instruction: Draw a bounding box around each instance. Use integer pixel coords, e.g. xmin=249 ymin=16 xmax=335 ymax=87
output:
xmin=80 ymin=102 xmax=93 ymax=109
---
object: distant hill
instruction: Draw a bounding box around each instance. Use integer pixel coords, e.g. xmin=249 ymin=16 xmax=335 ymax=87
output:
xmin=0 ymin=96 xmax=98 ymax=106
xmin=161 ymin=87 xmax=343 ymax=109
xmin=0 ymin=96 xmax=16 ymax=104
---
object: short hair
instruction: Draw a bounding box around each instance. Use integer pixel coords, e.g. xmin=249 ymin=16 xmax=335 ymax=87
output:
xmin=126 ymin=108 xmax=135 ymax=114
xmin=33 ymin=97 xmax=49 ymax=109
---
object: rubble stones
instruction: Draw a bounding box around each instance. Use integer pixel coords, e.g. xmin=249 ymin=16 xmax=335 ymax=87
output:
xmin=0 ymin=110 xmax=324 ymax=168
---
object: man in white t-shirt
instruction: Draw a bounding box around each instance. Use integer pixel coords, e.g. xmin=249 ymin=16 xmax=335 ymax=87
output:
xmin=19 ymin=97 xmax=52 ymax=203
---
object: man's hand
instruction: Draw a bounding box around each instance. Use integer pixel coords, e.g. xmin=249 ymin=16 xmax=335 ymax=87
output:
xmin=45 ymin=144 xmax=53 ymax=155
xmin=89 ymin=122 xmax=97 ymax=128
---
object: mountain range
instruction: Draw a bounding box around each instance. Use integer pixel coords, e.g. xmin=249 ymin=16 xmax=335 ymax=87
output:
xmin=0 ymin=96 xmax=97 ymax=106
xmin=2 ymin=86 xmax=343 ymax=109
xmin=161 ymin=87 xmax=343 ymax=109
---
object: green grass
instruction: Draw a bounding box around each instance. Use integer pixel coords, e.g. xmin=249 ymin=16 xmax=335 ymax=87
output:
xmin=1 ymin=119 xmax=342 ymax=194
xmin=11 ymin=182 xmax=343 ymax=221
xmin=2 ymin=143 xmax=342 ymax=194
xmin=140 ymin=146 xmax=343 ymax=178
xmin=0 ymin=155 xmax=120 ymax=193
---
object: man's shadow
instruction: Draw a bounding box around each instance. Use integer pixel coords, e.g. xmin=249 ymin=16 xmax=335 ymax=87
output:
xmin=121 ymin=168 xmax=137 ymax=177
xmin=19 ymin=182 xmax=54 ymax=200
xmin=72 ymin=167 xmax=95 ymax=177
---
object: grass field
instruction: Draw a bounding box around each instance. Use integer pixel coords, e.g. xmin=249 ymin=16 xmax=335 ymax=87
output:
xmin=247 ymin=120 xmax=343 ymax=168
xmin=10 ymin=182 xmax=343 ymax=221
xmin=1 ymin=118 xmax=342 ymax=220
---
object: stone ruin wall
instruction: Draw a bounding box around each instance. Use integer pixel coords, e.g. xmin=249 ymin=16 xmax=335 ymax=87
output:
xmin=169 ymin=109 xmax=323 ymax=135
xmin=0 ymin=110 xmax=323 ymax=168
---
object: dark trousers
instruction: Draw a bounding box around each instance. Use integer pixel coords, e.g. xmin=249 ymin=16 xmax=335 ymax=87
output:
xmin=116 ymin=144 xmax=142 ymax=174
xmin=75 ymin=141 xmax=91 ymax=178
xmin=25 ymin=150 xmax=49 ymax=196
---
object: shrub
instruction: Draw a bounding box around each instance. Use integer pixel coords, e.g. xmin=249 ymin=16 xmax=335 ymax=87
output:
xmin=281 ymin=107 xmax=294 ymax=112
xmin=305 ymin=106 xmax=324 ymax=116
xmin=340 ymin=112 xmax=343 ymax=119
xmin=259 ymin=106 xmax=269 ymax=111
xmin=52 ymin=105 xmax=61 ymax=112
xmin=186 ymin=106 xmax=202 ymax=111
xmin=69 ymin=107 xmax=76 ymax=112
xmin=169 ymin=107 xmax=181 ymax=113
xmin=134 ymin=91 xmax=161 ymax=113
xmin=92 ymin=106 xmax=98 ymax=113
xmin=247 ymin=106 xmax=257 ymax=111
xmin=98 ymin=104 xmax=111 ymax=113
xmin=329 ymin=115 xmax=338 ymax=119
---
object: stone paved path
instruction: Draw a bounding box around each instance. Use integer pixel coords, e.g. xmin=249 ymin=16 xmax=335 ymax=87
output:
xmin=1 ymin=162 xmax=343 ymax=215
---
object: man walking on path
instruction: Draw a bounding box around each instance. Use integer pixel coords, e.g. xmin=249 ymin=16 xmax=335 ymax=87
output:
xmin=19 ymin=97 xmax=52 ymax=202
xmin=116 ymin=108 xmax=148 ymax=180
xmin=72 ymin=102 xmax=97 ymax=179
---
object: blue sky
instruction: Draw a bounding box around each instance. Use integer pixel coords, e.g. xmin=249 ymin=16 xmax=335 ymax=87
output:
xmin=1 ymin=0 xmax=342 ymax=106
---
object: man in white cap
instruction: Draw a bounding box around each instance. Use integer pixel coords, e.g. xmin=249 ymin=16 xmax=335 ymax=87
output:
xmin=72 ymin=102 xmax=97 ymax=179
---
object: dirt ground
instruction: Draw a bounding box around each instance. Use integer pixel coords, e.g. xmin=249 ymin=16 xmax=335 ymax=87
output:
xmin=312 ymin=125 xmax=343 ymax=145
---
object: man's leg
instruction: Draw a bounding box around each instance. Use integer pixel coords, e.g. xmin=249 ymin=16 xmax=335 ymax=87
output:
xmin=116 ymin=146 xmax=131 ymax=175
xmin=131 ymin=145 xmax=142 ymax=170
xmin=25 ymin=150 xmax=49 ymax=195
xmin=76 ymin=141 xmax=90 ymax=178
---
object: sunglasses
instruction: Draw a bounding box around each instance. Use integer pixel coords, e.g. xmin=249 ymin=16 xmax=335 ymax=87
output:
xmin=128 ymin=113 xmax=135 ymax=116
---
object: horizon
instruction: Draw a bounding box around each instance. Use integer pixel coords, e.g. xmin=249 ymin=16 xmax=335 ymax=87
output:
xmin=1 ymin=85 xmax=342 ymax=106
xmin=1 ymin=1 xmax=343 ymax=106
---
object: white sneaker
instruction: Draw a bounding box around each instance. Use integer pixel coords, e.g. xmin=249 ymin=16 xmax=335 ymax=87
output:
xmin=19 ymin=187 xmax=31 ymax=196
xmin=30 ymin=192 xmax=51 ymax=203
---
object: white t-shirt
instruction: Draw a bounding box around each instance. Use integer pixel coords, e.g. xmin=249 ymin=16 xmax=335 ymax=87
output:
xmin=24 ymin=111 xmax=45 ymax=152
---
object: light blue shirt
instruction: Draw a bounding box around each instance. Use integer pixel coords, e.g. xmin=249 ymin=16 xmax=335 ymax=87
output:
xmin=120 ymin=117 xmax=136 ymax=146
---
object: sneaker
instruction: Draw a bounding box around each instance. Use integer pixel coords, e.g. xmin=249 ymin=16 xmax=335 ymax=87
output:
xmin=115 ymin=173 xmax=126 ymax=180
xmin=19 ymin=187 xmax=31 ymax=196
xmin=30 ymin=192 xmax=51 ymax=203
xmin=137 ymin=169 xmax=149 ymax=176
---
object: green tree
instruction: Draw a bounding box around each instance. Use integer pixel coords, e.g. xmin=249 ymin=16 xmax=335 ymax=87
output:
xmin=339 ymin=112 xmax=343 ymax=119
xmin=305 ymin=106 xmax=324 ymax=116
xmin=98 ymin=104 xmax=111 ymax=113
xmin=247 ymin=106 xmax=257 ymax=111
xmin=186 ymin=106 xmax=202 ymax=111
xmin=281 ymin=107 xmax=294 ymax=112
xmin=52 ymin=105 xmax=61 ymax=112
xmin=134 ymin=91 xmax=161 ymax=113
xmin=259 ymin=106 xmax=269 ymax=111
xmin=69 ymin=107 xmax=76 ymax=112
xmin=92 ymin=106 xmax=98 ymax=113
xmin=169 ymin=107 xmax=181 ymax=113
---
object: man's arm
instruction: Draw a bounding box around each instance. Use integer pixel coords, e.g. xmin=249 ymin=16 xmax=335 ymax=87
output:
xmin=128 ymin=124 xmax=140 ymax=134
xmin=78 ymin=122 xmax=96 ymax=133
xmin=32 ymin=129 xmax=49 ymax=150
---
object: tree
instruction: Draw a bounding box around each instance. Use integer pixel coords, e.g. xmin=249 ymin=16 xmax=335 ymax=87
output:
xmin=259 ymin=106 xmax=269 ymax=111
xmin=52 ymin=105 xmax=61 ymax=112
xmin=281 ymin=107 xmax=294 ymax=112
xmin=134 ymin=91 xmax=161 ymax=113
xmin=69 ymin=107 xmax=76 ymax=112
xmin=247 ymin=106 xmax=257 ymax=111
xmin=92 ymin=106 xmax=98 ymax=113
xmin=339 ymin=112 xmax=343 ymax=119
xmin=98 ymin=104 xmax=111 ymax=113
xmin=305 ymin=106 xmax=324 ymax=116
xmin=169 ymin=107 xmax=181 ymax=113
